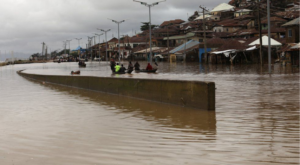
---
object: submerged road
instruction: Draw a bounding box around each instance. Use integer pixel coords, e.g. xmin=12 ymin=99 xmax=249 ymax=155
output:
xmin=0 ymin=62 xmax=299 ymax=165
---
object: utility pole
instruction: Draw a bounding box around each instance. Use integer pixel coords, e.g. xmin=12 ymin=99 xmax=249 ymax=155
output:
xmin=99 ymin=29 xmax=111 ymax=63
xmin=95 ymin=33 xmax=104 ymax=62
xmin=63 ymin=41 xmax=67 ymax=55
xmin=75 ymin=38 xmax=82 ymax=47
xmin=199 ymin=5 xmax=209 ymax=63
xmin=267 ymin=0 xmax=271 ymax=73
xmin=75 ymin=38 xmax=82 ymax=58
xmin=109 ymin=19 xmax=125 ymax=62
xmin=167 ymin=24 xmax=170 ymax=59
xmin=41 ymin=42 xmax=45 ymax=58
xmin=121 ymin=35 xmax=127 ymax=59
xmin=66 ymin=40 xmax=72 ymax=55
xmin=87 ymin=37 xmax=93 ymax=60
xmin=133 ymin=0 xmax=166 ymax=64
xmin=45 ymin=46 xmax=48 ymax=61
xmin=257 ymin=2 xmax=263 ymax=66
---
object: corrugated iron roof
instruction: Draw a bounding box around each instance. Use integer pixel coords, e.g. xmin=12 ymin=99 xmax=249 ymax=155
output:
xmin=170 ymin=40 xmax=200 ymax=54
xmin=163 ymin=33 xmax=195 ymax=40
xmin=282 ymin=17 xmax=300 ymax=27
xmin=248 ymin=36 xmax=282 ymax=46
xmin=160 ymin=19 xmax=185 ymax=27
xmin=211 ymin=3 xmax=235 ymax=12
xmin=261 ymin=17 xmax=287 ymax=24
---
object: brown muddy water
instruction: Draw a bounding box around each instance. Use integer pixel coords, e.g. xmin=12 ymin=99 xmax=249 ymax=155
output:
xmin=0 ymin=61 xmax=299 ymax=165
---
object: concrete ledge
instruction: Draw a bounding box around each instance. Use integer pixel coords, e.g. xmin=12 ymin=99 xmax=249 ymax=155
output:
xmin=17 ymin=70 xmax=215 ymax=110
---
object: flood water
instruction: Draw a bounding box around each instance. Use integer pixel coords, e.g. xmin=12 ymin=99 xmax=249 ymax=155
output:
xmin=0 ymin=61 xmax=299 ymax=165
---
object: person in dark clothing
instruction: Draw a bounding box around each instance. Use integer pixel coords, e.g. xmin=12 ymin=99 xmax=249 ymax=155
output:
xmin=119 ymin=64 xmax=126 ymax=73
xmin=146 ymin=63 xmax=153 ymax=71
xmin=128 ymin=61 xmax=133 ymax=72
xmin=127 ymin=61 xmax=134 ymax=73
xmin=134 ymin=61 xmax=140 ymax=70
xmin=110 ymin=59 xmax=116 ymax=72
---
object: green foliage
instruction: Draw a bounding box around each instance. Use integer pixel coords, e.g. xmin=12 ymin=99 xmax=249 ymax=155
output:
xmin=140 ymin=22 xmax=158 ymax=31
xmin=30 ymin=53 xmax=40 ymax=57
xmin=70 ymin=51 xmax=79 ymax=57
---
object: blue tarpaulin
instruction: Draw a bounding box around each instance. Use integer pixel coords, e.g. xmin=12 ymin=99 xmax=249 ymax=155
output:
xmin=199 ymin=48 xmax=212 ymax=63
xmin=72 ymin=46 xmax=86 ymax=52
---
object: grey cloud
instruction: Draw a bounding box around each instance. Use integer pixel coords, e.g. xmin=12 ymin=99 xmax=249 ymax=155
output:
xmin=0 ymin=0 xmax=226 ymax=60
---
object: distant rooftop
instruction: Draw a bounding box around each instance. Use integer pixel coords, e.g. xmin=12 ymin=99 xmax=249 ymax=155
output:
xmin=282 ymin=17 xmax=300 ymax=27
xmin=211 ymin=3 xmax=235 ymax=12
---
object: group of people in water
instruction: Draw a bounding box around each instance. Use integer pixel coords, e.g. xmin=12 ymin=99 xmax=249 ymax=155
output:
xmin=110 ymin=59 xmax=158 ymax=73
xmin=78 ymin=60 xmax=86 ymax=66
xmin=72 ymin=59 xmax=158 ymax=75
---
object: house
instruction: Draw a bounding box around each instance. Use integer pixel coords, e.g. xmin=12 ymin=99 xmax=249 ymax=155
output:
xmin=210 ymin=3 xmax=235 ymax=19
xmin=168 ymin=40 xmax=200 ymax=61
xmin=234 ymin=9 xmax=252 ymax=18
xmin=281 ymin=17 xmax=300 ymax=43
xmin=213 ymin=19 xmax=245 ymax=33
xmin=133 ymin=47 xmax=167 ymax=60
xmin=163 ymin=32 xmax=201 ymax=47
xmin=261 ymin=17 xmax=288 ymax=30
xmin=160 ymin=19 xmax=185 ymax=28
xmin=285 ymin=1 xmax=300 ymax=11
xmin=188 ymin=11 xmax=199 ymax=21
xmin=275 ymin=11 xmax=300 ymax=20
xmin=278 ymin=43 xmax=300 ymax=66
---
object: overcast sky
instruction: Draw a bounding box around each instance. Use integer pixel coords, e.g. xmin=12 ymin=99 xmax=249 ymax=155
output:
xmin=0 ymin=0 xmax=227 ymax=60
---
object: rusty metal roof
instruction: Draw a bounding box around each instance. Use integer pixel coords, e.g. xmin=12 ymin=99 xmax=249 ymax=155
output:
xmin=282 ymin=17 xmax=300 ymax=27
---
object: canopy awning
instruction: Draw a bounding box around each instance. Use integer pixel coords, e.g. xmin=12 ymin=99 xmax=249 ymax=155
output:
xmin=245 ymin=46 xmax=257 ymax=51
xmin=248 ymin=36 xmax=282 ymax=46
xmin=211 ymin=49 xmax=236 ymax=57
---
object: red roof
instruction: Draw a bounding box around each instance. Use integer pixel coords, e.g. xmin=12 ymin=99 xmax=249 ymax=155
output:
xmin=160 ymin=19 xmax=185 ymax=27
xmin=261 ymin=17 xmax=287 ymax=24
xmin=275 ymin=11 xmax=300 ymax=20
xmin=108 ymin=37 xmax=118 ymax=43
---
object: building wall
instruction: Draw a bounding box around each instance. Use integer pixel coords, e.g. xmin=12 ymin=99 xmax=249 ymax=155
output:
xmin=285 ymin=26 xmax=299 ymax=43
xmin=224 ymin=27 xmax=242 ymax=33
xmin=247 ymin=21 xmax=255 ymax=29
xmin=234 ymin=12 xmax=250 ymax=18
xmin=213 ymin=26 xmax=223 ymax=32
xmin=18 ymin=71 xmax=216 ymax=110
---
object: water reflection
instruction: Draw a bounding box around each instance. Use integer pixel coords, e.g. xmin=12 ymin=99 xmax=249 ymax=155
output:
xmin=29 ymin=78 xmax=217 ymax=134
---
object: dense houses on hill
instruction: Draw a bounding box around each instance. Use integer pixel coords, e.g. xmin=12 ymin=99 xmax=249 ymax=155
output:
xmin=83 ymin=0 xmax=299 ymax=66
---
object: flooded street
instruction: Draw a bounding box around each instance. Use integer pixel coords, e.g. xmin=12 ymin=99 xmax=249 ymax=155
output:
xmin=0 ymin=62 xmax=299 ymax=165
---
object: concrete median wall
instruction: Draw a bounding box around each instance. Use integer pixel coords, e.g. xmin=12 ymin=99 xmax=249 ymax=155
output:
xmin=18 ymin=71 xmax=215 ymax=110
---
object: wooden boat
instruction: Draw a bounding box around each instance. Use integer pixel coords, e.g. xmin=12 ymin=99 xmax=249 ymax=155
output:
xmin=71 ymin=71 xmax=80 ymax=75
xmin=137 ymin=69 xmax=157 ymax=73
xmin=79 ymin=64 xmax=86 ymax=67
xmin=112 ymin=70 xmax=133 ymax=74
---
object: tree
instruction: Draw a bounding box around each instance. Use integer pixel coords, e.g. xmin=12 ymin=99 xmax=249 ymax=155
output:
xmin=140 ymin=22 xmax=157 ymax=31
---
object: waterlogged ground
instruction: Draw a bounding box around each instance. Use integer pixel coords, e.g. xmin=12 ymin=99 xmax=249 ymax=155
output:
xmin=0 ymin=61 xmax=299 ymax=165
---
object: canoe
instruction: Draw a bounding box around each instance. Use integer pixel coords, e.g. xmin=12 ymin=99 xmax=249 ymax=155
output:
xmin=137 ymin=69 xmax=157 ymax=73
xmin=112 ymin=70 xmax=133 ymax=74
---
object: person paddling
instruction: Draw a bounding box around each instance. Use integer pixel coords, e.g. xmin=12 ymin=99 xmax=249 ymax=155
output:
xmin=110 ymin=59 xmax=116 ymax=72
xmin=134 ymin=61 xmax=140 ymax=70
xmin=119 ymin=64 xmax=126 ymax=73
xmin=128 ymin=61 xmax=134 ymax=73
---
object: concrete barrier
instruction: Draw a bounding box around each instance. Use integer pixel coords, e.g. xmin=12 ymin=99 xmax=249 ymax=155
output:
xmin=17 ymin=71 xmax=215 ymax=110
